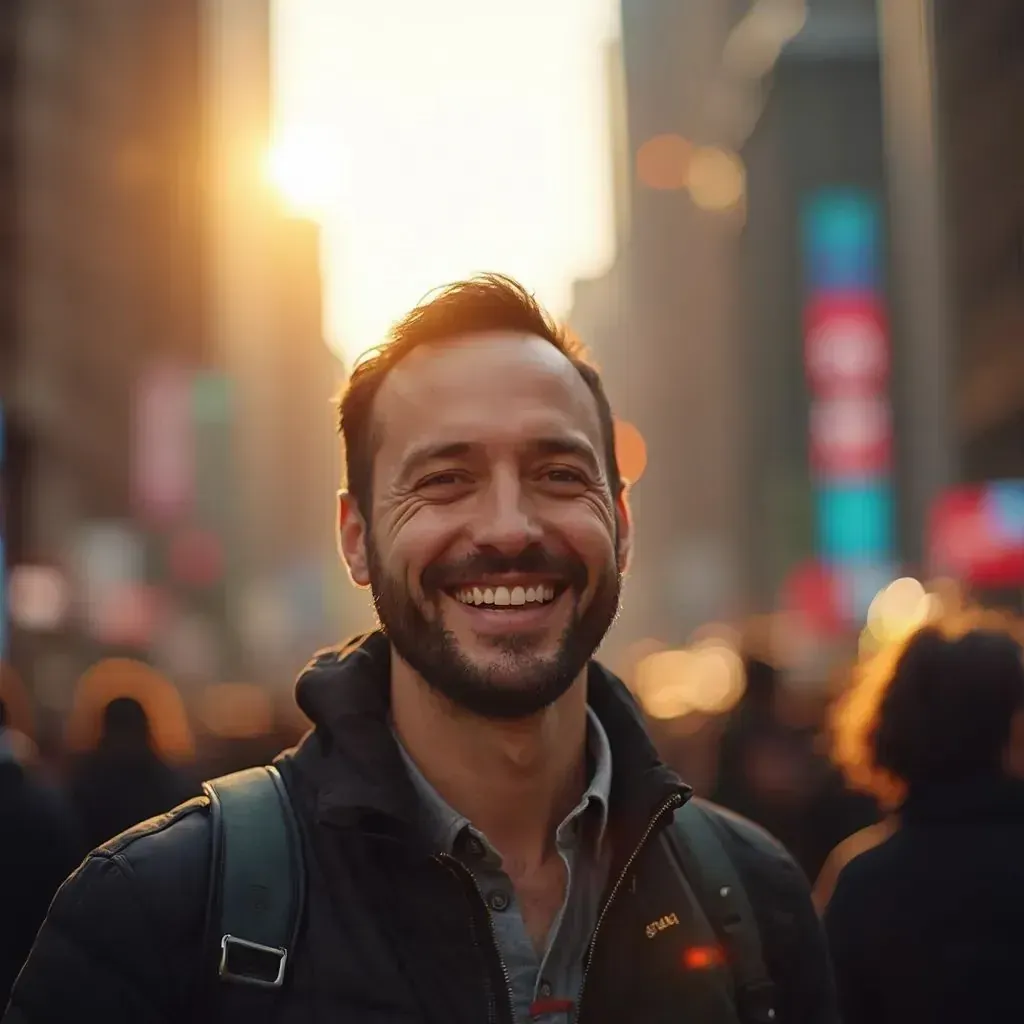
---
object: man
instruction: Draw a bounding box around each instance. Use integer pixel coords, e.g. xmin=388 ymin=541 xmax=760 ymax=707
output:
xmin=5 ymin=275 xmax=835 ymax=1023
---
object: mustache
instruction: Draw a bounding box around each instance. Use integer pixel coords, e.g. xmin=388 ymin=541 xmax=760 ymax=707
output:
xmin=421 ymin=546 xmax=588 ymax=593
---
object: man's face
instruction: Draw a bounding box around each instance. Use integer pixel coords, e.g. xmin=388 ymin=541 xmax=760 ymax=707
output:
xmin=339 ymin=333 xmax=631 ymax=720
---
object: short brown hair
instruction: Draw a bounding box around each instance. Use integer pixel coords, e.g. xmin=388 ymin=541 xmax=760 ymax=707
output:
xmin=831 ymin=610 xmax=1024 ymax=806
xmin=336 ymin=273 xmax=623 ymax=521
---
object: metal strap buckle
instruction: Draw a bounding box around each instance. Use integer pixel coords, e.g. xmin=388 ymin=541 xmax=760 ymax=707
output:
xmin=219 ymin=934 xmax=288 ymax=988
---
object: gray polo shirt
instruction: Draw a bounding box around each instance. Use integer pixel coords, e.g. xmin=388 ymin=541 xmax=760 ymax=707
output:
xmin=396 ymin=709 xmax=613 ymax=1024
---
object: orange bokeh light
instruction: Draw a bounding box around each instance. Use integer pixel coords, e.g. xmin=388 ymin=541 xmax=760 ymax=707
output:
xmin=614 ymin=418 xmax=648 ymax=485
xmin=65 ymin=658 xmax=195 ymax=762
xmin=635 ymin=134 xmax=692 ymax=191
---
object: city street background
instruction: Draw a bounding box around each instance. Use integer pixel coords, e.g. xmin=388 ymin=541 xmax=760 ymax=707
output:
xmin=1 ymin=0 xmax=1023 ymax=886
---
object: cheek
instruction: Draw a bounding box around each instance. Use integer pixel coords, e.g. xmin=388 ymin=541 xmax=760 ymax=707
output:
xmin=389 ymin=509 xmax=466 ymax=584
xmin=547 ymin=501 xmax=618 ymax=569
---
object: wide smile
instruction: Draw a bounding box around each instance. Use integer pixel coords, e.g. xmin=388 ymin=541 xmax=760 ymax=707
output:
xmin=440 ymin=578 xmax=573 ymax=634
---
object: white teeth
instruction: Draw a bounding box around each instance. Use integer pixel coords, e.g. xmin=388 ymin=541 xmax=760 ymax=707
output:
xmin=454 ymin=584 xmax=560 ymax=607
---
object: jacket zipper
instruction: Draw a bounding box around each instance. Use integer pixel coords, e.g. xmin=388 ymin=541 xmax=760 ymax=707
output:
xmin=436 ymin=852 xmax=515 ymax=1024
xmin=575 ymin=791 xmax=685 ymax=1022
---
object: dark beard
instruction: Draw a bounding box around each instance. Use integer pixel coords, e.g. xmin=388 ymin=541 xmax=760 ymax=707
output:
xmin=367 ymin=543 xmax=621 ymax=720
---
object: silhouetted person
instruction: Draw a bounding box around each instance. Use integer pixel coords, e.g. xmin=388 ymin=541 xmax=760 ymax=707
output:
xmin=824 ymin=613 xmax=1024 ymax=1023
xmin=711 ymin=658 xmax=876 ymax=879
xmin=0 ymin=701 xmax=80 ymax=1006
xmin=67 ymin=697 xmax=196 ymax=852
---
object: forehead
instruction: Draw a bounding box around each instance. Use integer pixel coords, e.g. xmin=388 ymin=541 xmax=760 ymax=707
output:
xmin=372 ymin=333 xmax=604 ymax=467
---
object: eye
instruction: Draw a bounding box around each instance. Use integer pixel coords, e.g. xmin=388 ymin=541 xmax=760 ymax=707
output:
xmin=421 ymin=472 xmax=463 ymax=487
xmin=540 ymin=467 xmax=587 ymax=486
xmin=417 ymin=471 xmax=473 ymax=498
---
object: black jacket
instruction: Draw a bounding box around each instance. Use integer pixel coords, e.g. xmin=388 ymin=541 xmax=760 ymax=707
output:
xmin=824 ymin=776 xmax=1024 ymax=1024
xmin=5 ymin=633 xmax=836 ymax=1024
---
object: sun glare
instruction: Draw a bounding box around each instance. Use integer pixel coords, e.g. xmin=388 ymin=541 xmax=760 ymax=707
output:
xmin=265 ymin=128 xmax=337 ymax=218
xmin=272 ymin=0 xmax=622 ymax=368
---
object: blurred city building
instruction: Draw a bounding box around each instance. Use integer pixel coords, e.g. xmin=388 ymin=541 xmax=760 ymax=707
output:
xmin=882 ymin=0 xmax=1024 ymax=612
xmin=571 ymin=0 xmax=886 ymax=665
xmin=7 ymin=0 xmax=210 ymax=716
xmin=2 ymin=0 xmax=365 ymax=729
xmin=572 ymin=0 xmax=749 ymax=665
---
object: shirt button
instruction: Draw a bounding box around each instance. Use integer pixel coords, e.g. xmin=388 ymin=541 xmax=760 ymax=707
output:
xmin=538 ymin=980 xmax=553 ymax=998
xmin=487 ymin=890 xmax=510 ymax=912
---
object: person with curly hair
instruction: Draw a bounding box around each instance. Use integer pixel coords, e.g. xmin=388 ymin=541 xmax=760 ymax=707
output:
xmin=822 ymin=610 xmax=1024 ymax=1023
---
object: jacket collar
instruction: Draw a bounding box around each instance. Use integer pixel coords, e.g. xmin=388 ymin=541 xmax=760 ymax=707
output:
xmin=289 ymin=631 xmax=690 ymax=843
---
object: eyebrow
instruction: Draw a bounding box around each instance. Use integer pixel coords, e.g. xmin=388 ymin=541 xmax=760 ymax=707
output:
xmin=397 ymin=436 xmax=601 ymax=482
xmin=398 ymin=442 xmax=473 ymax=482
xmin=532 ymin=437 xmax=602 ymax=474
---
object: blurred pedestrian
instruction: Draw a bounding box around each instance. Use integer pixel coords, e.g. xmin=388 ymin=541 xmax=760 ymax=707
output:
xmin=823 ymin=612 xmax=1024 ymax=1023
xmin=712 ymin=658 xmax=877 ymax=880
xmin=66 ymin=696 xmax=197 ymax=852
xmin=6 ymin=276 xmax=836 ymax=1023
xmin=0 ymin=701 xmax=80 ymax=1006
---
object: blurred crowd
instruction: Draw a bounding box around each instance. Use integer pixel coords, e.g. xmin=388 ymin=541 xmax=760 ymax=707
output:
xmin=5 ymin=599 xmax=1024 ymax=1022
xmin=0 ymin=681 xmax=304 ymax=1003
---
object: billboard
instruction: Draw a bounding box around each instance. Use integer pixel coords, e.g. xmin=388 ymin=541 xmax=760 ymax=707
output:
xmin=801 ymin=189 xmax=895 ymax=623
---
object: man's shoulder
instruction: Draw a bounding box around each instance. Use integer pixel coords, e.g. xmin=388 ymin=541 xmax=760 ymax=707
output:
xmin=683 ymin=797 xmax=814 ymax=926
xmin=79 ymin=794 xmax=215 ymax=920
xmin=689 ymin=797 xmax=804 ymax=873
xmin=97 ymin=793 xmax=212 ymax=861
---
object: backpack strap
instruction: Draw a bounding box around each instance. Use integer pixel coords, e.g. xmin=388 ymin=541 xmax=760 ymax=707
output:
xmin=664 ymin=801 xmax=778 ymax=1024
xmin=202 ymin=766 xmax=305 ymax=997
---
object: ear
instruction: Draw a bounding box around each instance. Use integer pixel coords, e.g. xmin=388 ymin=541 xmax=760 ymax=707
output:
xmin=337 ymin=490 xmax=371 ymax=587
xmin=614 ymin=485 xmax=633 ymax=575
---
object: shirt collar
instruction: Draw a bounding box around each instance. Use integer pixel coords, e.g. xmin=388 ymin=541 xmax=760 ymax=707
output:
xmin=395 ymin=706 xmax=613 ymax=856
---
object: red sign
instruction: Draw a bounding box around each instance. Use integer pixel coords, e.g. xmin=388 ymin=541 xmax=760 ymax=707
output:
xmin=804 ymin=296 xmax=889 ymax=395
xmin=929 ymin=486 xmax=1024 ymax=586
xmin=809 ymin=395 xmax=892 ymax=478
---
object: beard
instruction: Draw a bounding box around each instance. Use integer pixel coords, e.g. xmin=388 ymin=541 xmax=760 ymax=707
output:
xmin=367 ymin=541 xmax=621 ymax=720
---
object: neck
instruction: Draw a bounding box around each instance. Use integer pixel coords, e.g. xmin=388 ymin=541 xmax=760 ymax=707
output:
xmin=391 ymin=652 xmax=589 ymax=869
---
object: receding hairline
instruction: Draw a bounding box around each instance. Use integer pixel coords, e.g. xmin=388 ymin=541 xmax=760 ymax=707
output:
xmin=365 ymin=328 xmax=606 ymax=448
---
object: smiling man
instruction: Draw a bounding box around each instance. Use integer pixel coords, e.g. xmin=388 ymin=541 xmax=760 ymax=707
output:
xmin=5 ymin=276 xmax=837 ymax=1024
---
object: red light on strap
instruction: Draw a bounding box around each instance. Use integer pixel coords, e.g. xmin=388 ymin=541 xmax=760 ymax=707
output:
xmin=683 ymin=945 xmax=726 ymax=970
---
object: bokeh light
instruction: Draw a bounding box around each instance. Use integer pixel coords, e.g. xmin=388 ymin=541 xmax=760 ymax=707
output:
xmin=635 ymin=134 xmax=692 ymax=190
xmin=687 ymin=639 xmax=747 ymax=714
xmin=614 ymin=418 xmax=648 ymax=485
xmin=687 ymin=147 xmax=746 ymax=212
xmin=199 ymin=683 xmax=274 ymax=740
xmin=635 ymin=640 xmax=746 ymax=721
xmin=866 ymin=577 xmax=932 ymax=644
xmin=636 ymin=650 xmax=695 ymax=720
xmin=65 ymin=659 xmax=195 ymax=762
xmin=7 ymin=566 xmax=70 ymax=632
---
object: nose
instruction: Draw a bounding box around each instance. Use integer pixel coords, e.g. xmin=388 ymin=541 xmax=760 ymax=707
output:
xmin=470 ymin=470 xmax=543 ymax=555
